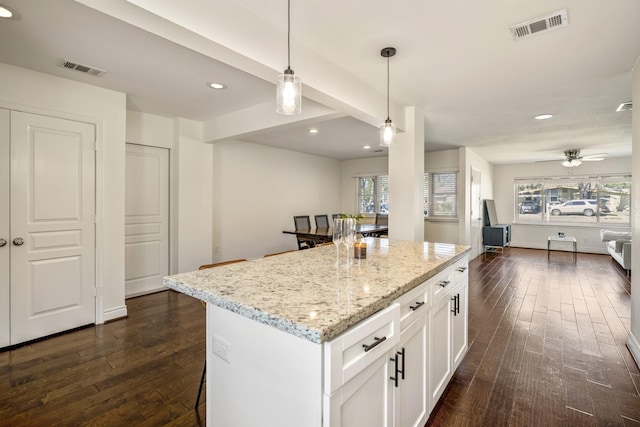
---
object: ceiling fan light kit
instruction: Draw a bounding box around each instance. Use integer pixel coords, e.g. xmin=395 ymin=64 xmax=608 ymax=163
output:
xmin=276 ymin=0 xmax=301 ymax=115
xmin=560 ymin=149 xmax=606 ymax=168
xmin=380 ymin=47 xmax=397 ymax=148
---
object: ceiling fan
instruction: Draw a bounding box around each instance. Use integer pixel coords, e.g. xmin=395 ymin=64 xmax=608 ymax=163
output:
xmin=559 ymin=149 xmax=607 ymax=167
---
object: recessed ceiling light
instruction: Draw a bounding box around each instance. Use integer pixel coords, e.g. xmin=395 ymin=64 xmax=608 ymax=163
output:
xmin=208 ymin=82 xmax=226 ymax=89
xmin=535 ymin=114 xmax=553 ymax=120
xmin=363 ymin=145 xmax=371 ymax=150
xmin=0 ymin=5 xmax=18 ymax=19
xmin=307 ymin=128 xmax=319 ymax=134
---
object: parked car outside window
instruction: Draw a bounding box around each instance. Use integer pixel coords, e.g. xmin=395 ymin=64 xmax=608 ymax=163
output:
xmin=519 ymin=200 xmax=540 ymax=214
xmin=550 ymin=199 xmax=598 ymax=216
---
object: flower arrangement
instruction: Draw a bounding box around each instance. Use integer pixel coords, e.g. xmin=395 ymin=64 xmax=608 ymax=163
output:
xmin=337 ymin=213 xmax=365 ymax=222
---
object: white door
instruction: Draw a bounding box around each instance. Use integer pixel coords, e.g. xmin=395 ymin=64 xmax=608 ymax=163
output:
xmin=124 ymin=144 xmax=169 ymax=297
xmin=10 ymin=111 xmax=96 ymax=345
xmin=0 ymin=109 xmax=9 ymax=347
xmin=470 ymin=167 xmax=482 ymax=257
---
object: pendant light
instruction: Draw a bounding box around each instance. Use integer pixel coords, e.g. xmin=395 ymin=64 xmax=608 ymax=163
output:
xmin=276 ymin=0 xmax=301 ymax=115
xmin=380 ymin=47 xmax=396 ymax=148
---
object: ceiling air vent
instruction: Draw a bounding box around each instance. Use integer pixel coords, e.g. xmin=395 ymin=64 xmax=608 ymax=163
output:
xmin=509 ymin=9 xmax=568 ymax=40
xmin=61 ymin=59 xmax=106 ymax=77
xmin=616 ymin=102 xmax=632 ymax=112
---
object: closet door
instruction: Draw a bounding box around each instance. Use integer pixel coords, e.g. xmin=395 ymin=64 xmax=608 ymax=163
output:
xmin=10 ymin=111 xmax=96 ymax=345
xmin=0 ymin=109 xmax=9 ymax=347
xmin=124 ymin=143 xmax=169 ymax=297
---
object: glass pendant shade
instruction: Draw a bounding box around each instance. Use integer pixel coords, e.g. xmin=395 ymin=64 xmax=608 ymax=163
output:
xmin=276 ymin=69 xmax=301 ymax=115
xmin=380 ymin=118 xmax=396 ymax=148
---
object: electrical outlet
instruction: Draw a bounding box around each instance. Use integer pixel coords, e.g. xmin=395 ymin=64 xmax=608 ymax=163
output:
xmin=212 ymin=335 xmax=231 ymax=363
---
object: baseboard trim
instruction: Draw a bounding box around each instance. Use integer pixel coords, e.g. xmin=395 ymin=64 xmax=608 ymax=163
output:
xmin=103 ymin=305 xmax=128 ymax=322
xmin=627 ymin=333 xmax=640 ymax=370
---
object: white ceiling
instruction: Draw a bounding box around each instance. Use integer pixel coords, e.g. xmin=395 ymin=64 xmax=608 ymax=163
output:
xmin=0 ymin=0 xmax=638 ymax=163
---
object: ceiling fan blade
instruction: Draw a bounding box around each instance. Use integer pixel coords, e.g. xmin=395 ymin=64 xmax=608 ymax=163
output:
xmin=581 ymin=153 xmax=607 ymax=161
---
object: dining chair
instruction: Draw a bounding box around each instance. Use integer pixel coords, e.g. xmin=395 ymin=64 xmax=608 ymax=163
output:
xmin=315 ymin=214 xmax=330 ymax=229
xmin=293 ymin=215 xmax=315 ymax=249
xmin=374 ymin=213 xmax=389 ymax=237
xmin=195 ymin=259 xmax=247 ymax=409
xmin=375 ymin=213 xmax=388 ymax=226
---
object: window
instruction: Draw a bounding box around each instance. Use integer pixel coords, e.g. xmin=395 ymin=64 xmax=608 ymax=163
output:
xmin=514 ymin=175 xmax=631 ymax=224
xmin=357 ymin=171 xmax=458 ymax=219
xmin=428 ymin=172 xmax=458 ymax=218
xmin=357 ymin=175 xmax=389 ymax=214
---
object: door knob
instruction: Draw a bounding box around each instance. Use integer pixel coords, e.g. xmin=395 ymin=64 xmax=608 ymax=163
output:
xmin=13 ymin=237 xmax=24 ymax=246
xmin=0 ymin=238 xmax=6 ymax=247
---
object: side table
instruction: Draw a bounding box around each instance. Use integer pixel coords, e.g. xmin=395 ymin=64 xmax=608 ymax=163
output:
xmin=547 ymin=236 xmax=577 ymax=262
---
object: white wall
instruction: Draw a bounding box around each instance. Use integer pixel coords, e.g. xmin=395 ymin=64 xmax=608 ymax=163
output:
xmin=0 ymin=62 xmax=127 ymax=322
xmin=629 ymin=56 xmax=640 ymax=367
xmin=493 ymin=157 xmax=632 ymax=253
xmin=175 ymin=118 xmax=213 ymax=272
xmin=126 ymin=111 xmax=213 ymax=274
xmin=459 ymin=147 xmax=494 ymax=257
xmin=212 ymin=140 xmax=342 ymax=261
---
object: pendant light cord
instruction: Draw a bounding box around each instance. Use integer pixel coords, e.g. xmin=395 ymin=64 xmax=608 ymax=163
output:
xmin=386 ymin=55 xmax=390 ymax=120
xmin=287 ymin=0 xmax=291 ymax=70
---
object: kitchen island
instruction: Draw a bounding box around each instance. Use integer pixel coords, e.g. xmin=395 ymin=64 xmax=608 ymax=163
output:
xmin=164 ymin=238 xmax=471 ymax=427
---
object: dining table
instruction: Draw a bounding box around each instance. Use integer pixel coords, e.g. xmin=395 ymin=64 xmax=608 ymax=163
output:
xmin=282 ymin=223 xmax=389 ymax=244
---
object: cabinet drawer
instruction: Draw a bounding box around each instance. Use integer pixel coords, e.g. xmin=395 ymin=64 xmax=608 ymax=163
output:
xmin=429 ymin=268 xmax=453 ymax=304
xmin=324 ymin=303 xmax=400 ymax=394
xmin=396 ymin=282 xmax=428 ymax=331
xmin=451 ymin=256 xmax=469 ymax=285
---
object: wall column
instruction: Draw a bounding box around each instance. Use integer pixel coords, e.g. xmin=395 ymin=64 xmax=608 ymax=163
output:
xmin=389 ymin=106 xmax=424 ymax=242
xmin=628 ymin=56 xmax=640 ymax=367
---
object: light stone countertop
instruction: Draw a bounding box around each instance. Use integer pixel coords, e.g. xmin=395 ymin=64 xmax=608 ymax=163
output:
xmin=164 ymin=238 xmax=471 ymax=344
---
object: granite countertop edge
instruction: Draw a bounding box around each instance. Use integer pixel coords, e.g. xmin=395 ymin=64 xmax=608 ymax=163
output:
xmin=164 ymin=245 xmax=471 ymax=344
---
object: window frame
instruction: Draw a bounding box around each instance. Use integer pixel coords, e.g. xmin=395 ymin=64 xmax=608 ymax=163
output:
xmin=356 ymin=174 xmax=389 ymax=215
xmin=356 ymin=170 xmax=459 ymax=220
xmin=514 ymin=174 xmax=631 ymax=226
xmin=425 ymin=170 xmax=458 ymax=220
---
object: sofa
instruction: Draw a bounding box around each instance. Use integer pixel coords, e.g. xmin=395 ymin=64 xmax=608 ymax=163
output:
xmin=600 ymin=229 xmax=631 ymax=273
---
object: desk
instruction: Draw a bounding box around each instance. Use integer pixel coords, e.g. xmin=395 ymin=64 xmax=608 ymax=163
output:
xmin=283 ymin=224 xmax=389 ymax=245
xmin=547 ymin=236 xmax=577 ymax=262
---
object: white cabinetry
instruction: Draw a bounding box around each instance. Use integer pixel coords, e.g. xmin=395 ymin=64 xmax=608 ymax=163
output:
xmin=323 ymin=303 xmax=400 ymax=427
xmin=204 ymin=255 xmax=469 ymax=427
xmin=429 ymin=257 xmax=469 ymax=406
xmin=392 ymin=282 xmax=429 ymax=427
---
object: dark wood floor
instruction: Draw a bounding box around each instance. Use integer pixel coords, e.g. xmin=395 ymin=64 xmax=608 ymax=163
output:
xmin=427 ymin=248 xmax=639 ymax=427
xmin=0 ymin=248 xmax=637 ymax=426
xmin=0 ymin=290 xmax=208 ymax=426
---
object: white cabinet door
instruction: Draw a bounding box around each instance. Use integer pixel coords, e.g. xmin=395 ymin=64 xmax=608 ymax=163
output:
xmin=10 ymin=111 xmax=96 ymax=345
xmin=395 ymin=313 xmax=429 ymax=427
xmin=325 ymin=350 xmax=394 ymax=427
xmin=451 ymin=280 xmax=468 ymax=369
xmin=125 ymin=144 xmax=169 ymax=297
xmin=429 ymin=291 xmax=452 ymax=405
xmin=0 ymin=109 xmax=9 ymax=347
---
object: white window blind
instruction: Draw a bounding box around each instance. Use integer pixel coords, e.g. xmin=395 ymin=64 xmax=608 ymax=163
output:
xmin=428 ymin=172 xmax=458 ymax=218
